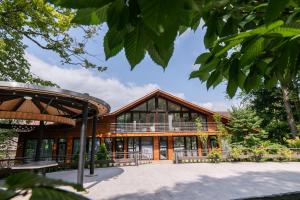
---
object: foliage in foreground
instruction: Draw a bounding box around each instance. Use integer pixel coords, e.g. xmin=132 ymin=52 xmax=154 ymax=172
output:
xmin=0 ymin=0 xmax=105 ymax=86
xmin=0 ymin=172 xmax=88 ymax=200
xmin=49 ymin=0 xmax=300 ymax=98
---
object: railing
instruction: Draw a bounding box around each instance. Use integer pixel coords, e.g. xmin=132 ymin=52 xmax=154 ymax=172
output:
xmin=174 ymin=148 xmax=300 ymax=164
xmin=110 ymin=122 xmax=219 ymax=133
xmin=0 ymin=151 xmax=152 ymax=169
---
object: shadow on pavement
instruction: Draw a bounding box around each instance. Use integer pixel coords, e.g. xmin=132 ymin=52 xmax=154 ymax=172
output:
xmin=107 ymin=170 xmax=300 ymax=200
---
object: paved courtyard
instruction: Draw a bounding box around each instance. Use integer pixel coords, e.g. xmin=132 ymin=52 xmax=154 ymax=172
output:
xmin=47 ymin=162 xmax=300 ymax=200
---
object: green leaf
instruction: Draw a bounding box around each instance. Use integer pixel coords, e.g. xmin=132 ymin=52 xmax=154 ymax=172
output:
xmin=31 ymin=188 xmax=88 ymax=200
xmin=48 ymin=0 xmax=113 ymax=9
xmin=103 ymin=28 xmax=125 ymax=60
xmin=124 ymin=25 xmax=148 ymax=69
xmin=227 ymin=78 xmax=238 ymax=98
xmin=240 ymin=37 xmax=264 ymax=66
xmin=72 ymin=5 xmax=109 ymax=25
xmin=147 ymin=43 xmax=174 ymax=68
xmin=206 ymin=70 xmax=221 ymax=89
xmin=244 ymin=70 xmax=260 ymax=92
xmin=266 ymin=0 xmax=290 ymax=24
xmin=189 ymin=70 xmax=210 ymax=81
xmin=214 ymin=38 xmax=243 ymax=57
xmin=194 ymin=52 xmax=211 ymax=64
xmin=5 ymin=172 xmax=84 ymax=192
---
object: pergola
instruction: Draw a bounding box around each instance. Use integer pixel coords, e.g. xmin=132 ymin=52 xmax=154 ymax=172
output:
xmin=0 ymin=81 xmax=110 ymax=185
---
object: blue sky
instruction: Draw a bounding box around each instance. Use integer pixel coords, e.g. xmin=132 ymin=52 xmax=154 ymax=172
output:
xmin=25 ymin=25 xmax=238 ymax=111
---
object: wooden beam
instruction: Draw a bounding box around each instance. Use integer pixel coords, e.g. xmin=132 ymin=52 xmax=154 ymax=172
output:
xmin=12 ymin=98 xmax=26 ymax=111
xmin=32 ymin=99 xmax=49 ymax=114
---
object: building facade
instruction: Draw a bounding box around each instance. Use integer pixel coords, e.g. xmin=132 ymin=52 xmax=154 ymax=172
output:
xmin=16 ymin=90 xmax=229 ymax=161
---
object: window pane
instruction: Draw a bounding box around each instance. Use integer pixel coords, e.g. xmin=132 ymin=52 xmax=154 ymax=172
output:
xmin=182 ymin=113 xmax=189 ymax=122
xmin=133 ymin=113 xmax=139 ymax=123
xmin=168 ymin=101 xmax=181 ymax=111
xmin=72 ymin=139 xmax=80 ymax=155
xmin=125 ymin=113 xmax=131 ymax=123
xmin=139 ymin=113 xmax=146 ymax=123
xmin=158 ymin=98 xmax=167 ymax=110
xmin=117 ymin=114 xmax=125 ymax=123
xmin=173 ymin=137 xmax=184 ymax=150
xmin=40 ymin=139 xmax=54 ymax=160
xmin=159 ymin=137 xmax=168 ymax=160
xmin=141 ymin=137 xmax=153 ymax=159
xmin=132 ymin=102 xmax=147 ymax=111
xmin=158 ymin=113 xmax=165 ymax=123
xmin=181 ymin=106 xmax=189 ymax=111
xmin=148 ymin=98 xmax=156 ymax=111
xmin=25 ymin=139 xmax=37 ymax=160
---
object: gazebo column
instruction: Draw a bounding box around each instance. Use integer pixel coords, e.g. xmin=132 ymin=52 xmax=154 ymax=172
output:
xmin=77 ymin=103 xmax=88 ymax=186
xmin=35 ymin=121 xmax=44 ymax=161
xmin=90 ymin=112 xmax=97 ymax=175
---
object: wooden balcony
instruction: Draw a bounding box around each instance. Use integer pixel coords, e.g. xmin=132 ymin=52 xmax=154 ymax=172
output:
xmin=109 ymin=122 xmax=219 ymax=133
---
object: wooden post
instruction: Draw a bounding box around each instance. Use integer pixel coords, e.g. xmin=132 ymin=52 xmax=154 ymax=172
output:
xmin=153 ymin=136 xmax=159 ymax=160
xmin=90 ymin=112 xmax=97 ymax=175
xmin=167 ymin=136 xmax=173 ymax=160
xmin=35 ymin=121 xmax=44 ymax=161
xmin=77 ymin=103 xmax=88 ymax=186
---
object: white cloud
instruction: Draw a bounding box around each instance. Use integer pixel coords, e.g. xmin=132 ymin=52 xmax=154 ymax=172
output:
xmin=27 ymin=54 xmax=160 ymax=111
xmin=193 ymin=100 xmax=240 ymax=112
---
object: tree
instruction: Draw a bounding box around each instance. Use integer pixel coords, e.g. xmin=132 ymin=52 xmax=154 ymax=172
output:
xmin=49 ymin=0 xmax=300 ymax=134
xmin=0 ymin=0 xmax=106 ymax=86
xmin=227 ymin=107 xmax=263 ymax=144
xmin=243 ymin=86 xmax=299 ymax=142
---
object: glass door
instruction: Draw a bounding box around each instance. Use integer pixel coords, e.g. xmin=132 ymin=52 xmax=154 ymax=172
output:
xmin=115 ymin=137 xmax=124 ymax=159
xmin=57 ymin=139 xmax=66 ymax=162
xmin=141 ymin=137 xmax=153 ymax=159
xmin=159 ymin=137 xmax=168 ymax=160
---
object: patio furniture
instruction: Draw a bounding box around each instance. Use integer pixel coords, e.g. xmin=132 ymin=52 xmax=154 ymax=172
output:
xmin=11 ymin=161 xmax=58 ymax=176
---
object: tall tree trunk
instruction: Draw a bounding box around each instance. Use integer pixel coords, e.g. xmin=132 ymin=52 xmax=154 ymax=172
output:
xmin=281 ymin=85 xmax=298 ymax=137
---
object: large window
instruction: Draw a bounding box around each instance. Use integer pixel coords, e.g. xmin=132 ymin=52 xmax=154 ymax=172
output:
xmin=127 ymin=137 xmax=153 ymax=159
xmin=40 ymin=139 xmax=54 ymax=160
xmin=24 ymin=139 xmax=54 ymax=161
xmin=24 ymin=139 xmax=37 ymax=160
xmin=72 ymin=138 xmax=100 ymax=157
xmin=115 ymin=96 xmax=209 ymax=131
xmin=173 ymin=136 xmax=198 ymax=156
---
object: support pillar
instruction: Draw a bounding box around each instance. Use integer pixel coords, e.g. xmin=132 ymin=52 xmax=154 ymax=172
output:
xmin=167 ymin=136 xmax=173 ymax=160
xmin=153 ymin=136 xmax=159 ymax=160
xmin=77 ymin=103 xmax=88 ymax=186
xmin=35 ymin=121 xmax=44 ymax=161
xmin=90 ymin=112 xmax=97 ymax=175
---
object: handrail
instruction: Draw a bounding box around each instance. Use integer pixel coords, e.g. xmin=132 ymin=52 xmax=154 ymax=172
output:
xmin=110 ymin=122 xmax=219 ymax=133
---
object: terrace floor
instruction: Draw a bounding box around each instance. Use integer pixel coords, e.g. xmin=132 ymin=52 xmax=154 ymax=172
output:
xmin=47 ymin=162 xmax=300 ymax=200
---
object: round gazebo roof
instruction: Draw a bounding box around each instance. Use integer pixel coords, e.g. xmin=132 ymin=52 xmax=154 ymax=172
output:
xmin=0 ymin=81 xmax=110 ymax=126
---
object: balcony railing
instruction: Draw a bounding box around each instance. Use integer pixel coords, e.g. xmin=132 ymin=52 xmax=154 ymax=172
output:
xmin=110 ymin=122 xmax=218 ymax=133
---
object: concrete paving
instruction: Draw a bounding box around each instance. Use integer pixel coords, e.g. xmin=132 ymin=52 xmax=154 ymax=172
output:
xmin=47 ymin=162 xmax=300 ymax=200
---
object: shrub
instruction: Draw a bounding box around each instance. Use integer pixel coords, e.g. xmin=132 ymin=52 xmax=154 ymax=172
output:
xmin=277 ymin=148 xmax=292 ymax=161
xmin=229 ymin=147 xmax=243 ymax=161
xmin=251 ymin=148 xmax=267 ymax=161
xmin=287 ymin=138 xmax=300 ymax=148
xmin=96 ymin=144 xmax=109 ymax=160
xmin=207 ymin=149 xmax=222 ymax=162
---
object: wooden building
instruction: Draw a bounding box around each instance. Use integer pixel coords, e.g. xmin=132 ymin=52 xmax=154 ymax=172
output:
xmin=16 ymin=89 xmax=229 ymax=161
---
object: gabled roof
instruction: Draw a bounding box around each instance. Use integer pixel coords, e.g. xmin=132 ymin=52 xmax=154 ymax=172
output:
xmin=109 ymin=89 xmax=229 ymax=120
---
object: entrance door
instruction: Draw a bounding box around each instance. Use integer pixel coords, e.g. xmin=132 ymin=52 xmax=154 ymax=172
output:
xmin=141 ymin=137 xmax=153 ymax=159
xmin=159 ymin=137 xmax=168 ymax=160
xmin=57 ymin=139 xmax=66 ymax=162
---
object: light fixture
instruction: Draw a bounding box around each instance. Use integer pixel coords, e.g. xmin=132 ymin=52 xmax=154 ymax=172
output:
xmin=24 ymin=96 xmax=32 ymax=100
